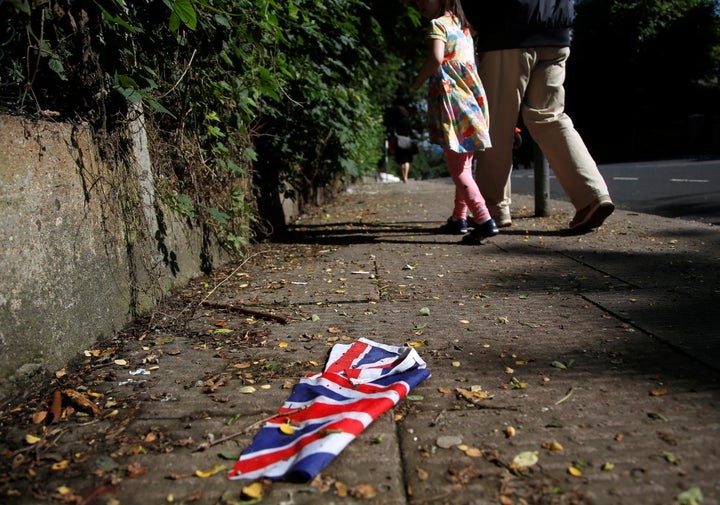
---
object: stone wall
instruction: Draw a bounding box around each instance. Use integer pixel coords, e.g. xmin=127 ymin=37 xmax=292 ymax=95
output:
xmin=0 ymin=115 xmax=229 ymax=400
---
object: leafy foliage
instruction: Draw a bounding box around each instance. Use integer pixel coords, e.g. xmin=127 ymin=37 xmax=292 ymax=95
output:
xmin=0 ymin=0 xmax=421 ymax=249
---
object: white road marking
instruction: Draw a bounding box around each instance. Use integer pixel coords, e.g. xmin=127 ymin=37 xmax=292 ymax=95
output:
xmin=670 ymin=178 xmax=709 ymax=183
xmin=613 ymin=177 xmax=639 ymax=181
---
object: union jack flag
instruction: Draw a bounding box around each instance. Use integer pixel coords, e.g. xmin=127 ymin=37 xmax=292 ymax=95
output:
xmin=228 ymin=338 xmax=431 ymax=481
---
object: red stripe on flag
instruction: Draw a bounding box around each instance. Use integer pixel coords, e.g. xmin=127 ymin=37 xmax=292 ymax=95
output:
xmin=231 ymin=418 xmax=366 ymax=474
xmin=324 ymin=341 xmax=369 ymax=375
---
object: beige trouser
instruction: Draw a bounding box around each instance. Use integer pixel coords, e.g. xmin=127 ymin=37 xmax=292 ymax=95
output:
xmin=475 ymin=46 xmax=610 ymax=217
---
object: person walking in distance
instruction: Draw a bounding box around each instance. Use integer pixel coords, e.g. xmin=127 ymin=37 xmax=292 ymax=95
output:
xmin=393 ymin=106 xmax=415 ymax=183
xmin=462 ymin=0 xmax=615 ymax=232
xmin=408 ymin=0 xmax=498 ymax=244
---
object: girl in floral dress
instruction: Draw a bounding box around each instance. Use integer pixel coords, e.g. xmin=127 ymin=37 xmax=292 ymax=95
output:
xmin=410 ymin=0 xmax=498 ymax=243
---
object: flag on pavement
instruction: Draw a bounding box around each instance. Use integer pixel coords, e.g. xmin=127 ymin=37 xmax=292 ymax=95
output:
xmin=228 ymin=337 xmax=431 ymax=482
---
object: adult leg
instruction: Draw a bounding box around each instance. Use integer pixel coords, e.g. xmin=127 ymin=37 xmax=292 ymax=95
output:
xmin=400 ymin=162 xmax=410 ymax=183
xmin=475 ymin=48 xmax=529 ymax=226
xmin=522 ymin=47 xmax=612 ymax=214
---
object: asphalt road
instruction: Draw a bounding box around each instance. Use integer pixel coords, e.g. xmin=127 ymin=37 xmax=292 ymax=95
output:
xmin=510 ymin=157 xmax=720 ymax=225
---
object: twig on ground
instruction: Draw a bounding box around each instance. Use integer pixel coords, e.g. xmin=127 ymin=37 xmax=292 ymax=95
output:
xmin=176 ymin=248 xmax=274 ymax=322
xmin=202 ymin=302 xmax=289 ymax=324
xmin=194 ymin=406 xmax=307 ymax=452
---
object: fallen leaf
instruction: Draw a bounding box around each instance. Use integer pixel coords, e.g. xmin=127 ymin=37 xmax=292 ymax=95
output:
xmin=512 ymin=451 xmax=539 ymax=468
xmin=456 ymin=387 xmax=490 ymax=404
xmin=62 ymin=389 xmax=101 ymax=415
xmin=279 ymin=423 xmax=296 ymax=435
xmin=504 ymin=426 xmax=516 ymax=438
xmin=311 ymin=473 xmax=334 ymax=493
xmin=31 ymin=411 xmax=48 ymax=425
xmin=417 ymin=467 xmax=428 ymax=481
xmin=650 ymin=388 xmax=668 ymax=396
xmin=242 ymin=482 xmax=264 ymax=500
xmin=350 ymin=484 xmax=378 ymax=500
xmin=335 ymin=481 xmax=348 ymax=497
xmin=541 ymin=440 xmax=563 ymax=451
xmin=602 ymin=462 xmax=615 ymax=471
xmin=51 ymin=460 xmax=70 ymax=471
xmin=568 ymin=466 xmax=583 ymax=477
xmin=407 ymin=340 xmax=428 ymax=347
xmin=238 ymin=386 xmax=256 ymax=394
xmin=677 ymin=487 xmax=703 ymax=505
xmin=648 ymin=412 xmax=669 ymax=423
xmin=25 ymin=434 xmax=42 ymax=445
xmin=664 ymin=451 xmax=680 ymax=465
xmin=56 ymin=486 xmax=74 ymax=496
xmin=126 ymin=462 xmax=146 ymax=478
xmin=195 ymin=464 xmax=226 ymax=478
xmin=464 ymin=447 xmax=483 ymax=458
xmin=419 ymin=307 xmax=430 ymax=316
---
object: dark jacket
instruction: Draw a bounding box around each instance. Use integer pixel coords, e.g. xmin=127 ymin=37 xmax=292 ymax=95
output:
xmin=462 ymin=0 xmax=574 ymax=51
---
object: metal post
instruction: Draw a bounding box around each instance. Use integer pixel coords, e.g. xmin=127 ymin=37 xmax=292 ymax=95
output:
xmin=384 ymin=139 xmax=389 ymax=174
xmin=533 ymin=141 xmax=550 ymax=217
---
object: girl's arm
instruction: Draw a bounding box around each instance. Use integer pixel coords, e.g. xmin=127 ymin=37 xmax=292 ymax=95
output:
xmin=412 ymin=38 xmax=445 ymax=90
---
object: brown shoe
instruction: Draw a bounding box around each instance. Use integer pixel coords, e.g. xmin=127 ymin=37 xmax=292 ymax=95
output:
xmin=569 ymin=196 xmax=615 ymax=232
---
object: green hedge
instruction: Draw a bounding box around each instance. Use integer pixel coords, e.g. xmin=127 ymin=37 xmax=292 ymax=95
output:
xmin=1 ymin=0 xmax=419 ymax=249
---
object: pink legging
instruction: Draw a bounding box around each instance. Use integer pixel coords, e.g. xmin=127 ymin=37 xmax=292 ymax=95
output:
xmin=444 ymin=148 xmax=491 ymax=223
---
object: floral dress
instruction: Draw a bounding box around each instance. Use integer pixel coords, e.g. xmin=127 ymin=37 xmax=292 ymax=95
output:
xmin=426 ymin=15 xmax=491 ymax=153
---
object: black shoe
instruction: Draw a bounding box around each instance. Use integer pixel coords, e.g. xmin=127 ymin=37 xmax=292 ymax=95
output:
xmin=438 ymin=217 xmax=468 ymax=234
xmin=461 ymin=218 xmax=499 ymax=244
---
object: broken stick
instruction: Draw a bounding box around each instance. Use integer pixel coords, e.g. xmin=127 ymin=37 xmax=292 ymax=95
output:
xmin=202 ymin=302 xmax=289 ymax=324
